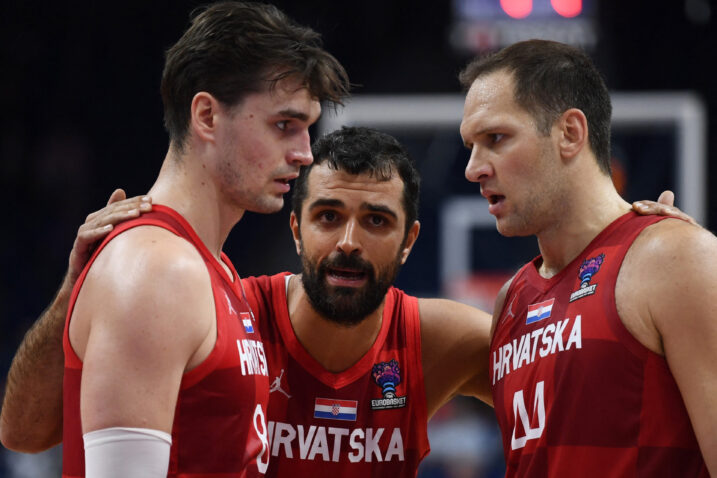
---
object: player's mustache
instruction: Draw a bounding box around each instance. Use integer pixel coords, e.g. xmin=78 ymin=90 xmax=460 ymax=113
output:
xmin=320 ymin=252 xmax=374 ymax=276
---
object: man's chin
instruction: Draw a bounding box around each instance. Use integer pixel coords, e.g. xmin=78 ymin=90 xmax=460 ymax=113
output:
xmin=495 ymin=217 xmax=533 ymax=238
xmin=247 ymin=196 xmax=284 ymax=215
xmin=326 ymin=283 xmax=366 ymax=295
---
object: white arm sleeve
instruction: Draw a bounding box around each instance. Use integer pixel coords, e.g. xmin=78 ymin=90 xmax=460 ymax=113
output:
xmin=83 ymin=427 xmax=172 ymax=478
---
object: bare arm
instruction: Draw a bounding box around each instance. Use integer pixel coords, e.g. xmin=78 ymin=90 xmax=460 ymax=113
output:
xmin=71 ymin=227 xmax=214 ymax=436
xmin=619 ymin=220 xmax=717 ymax=474
xmin=0 ymin=190 xmax=151 ymax=452
xmin=419 ymin=298 xmax=492 ymax=419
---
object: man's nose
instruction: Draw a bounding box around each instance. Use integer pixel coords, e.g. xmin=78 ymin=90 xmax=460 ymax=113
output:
xmin=465 ymin=145 xmax=493 ymax=183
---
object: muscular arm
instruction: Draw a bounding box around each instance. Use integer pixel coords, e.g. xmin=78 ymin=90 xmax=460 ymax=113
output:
xmin=0 ymin=190 xmax=151 ymax=452
xmin=618 ymin=220 xmax=717 ymax=474
xmin=0 ymin=281 xmax=69 ymax=451
xmin=419 ymin=298 xmax=492 ymax=419
xmin=71 ymin=227 xmax=214 ymax=436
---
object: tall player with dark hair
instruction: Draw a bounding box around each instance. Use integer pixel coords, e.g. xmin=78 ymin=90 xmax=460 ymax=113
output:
xmin=459 ymin=39 xmax=716 ymax=476
xmin=1 ymin=2 xmax=349 ymax=477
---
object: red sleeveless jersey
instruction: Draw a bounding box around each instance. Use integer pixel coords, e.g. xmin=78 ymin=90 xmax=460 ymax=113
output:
xmin=62 ymin=205 xmax=270 ymax=478
xmin=490 ymin=212 xmax=707 ymax=477
xmin=242 ymin=273 xmax=430 ymax=477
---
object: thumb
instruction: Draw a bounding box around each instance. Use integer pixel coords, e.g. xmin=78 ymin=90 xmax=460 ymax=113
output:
xmin=106 ymin=188 xmax=127 ymax=205
xmin=657 ymin=190 xmax=675 ymax=206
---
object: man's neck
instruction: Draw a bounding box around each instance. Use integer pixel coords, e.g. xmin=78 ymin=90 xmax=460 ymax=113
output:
xmin=536 ymin=176 xmax=631 ymax=278
xmin=147 ymin=147 xmax=245 ymax=262
xmin=286 ymin=274 xmax=384 ymax=373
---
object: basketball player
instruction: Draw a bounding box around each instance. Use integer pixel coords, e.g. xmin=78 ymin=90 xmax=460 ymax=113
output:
xmin=1 ymin=2 xmax=348 ymax=477
xmin=1 ymin=124 xmax=691 ymax=478
xmin=459 ymin=40 xmax=716 ymax=476
xmin=241 ymin=126 xmax=485 ymax=475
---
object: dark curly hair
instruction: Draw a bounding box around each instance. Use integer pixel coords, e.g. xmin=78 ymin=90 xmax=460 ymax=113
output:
xmin=292 ymin=126 xmax=420 ymax=237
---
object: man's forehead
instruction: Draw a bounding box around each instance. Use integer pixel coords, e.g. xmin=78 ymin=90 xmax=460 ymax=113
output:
xmin=461 ymin=71 xmax=523 ymax=131
xmin=304 ymin=163 xmax=404 ymax=201
xmin=242 ymin=76 xmax=321 ymax=115
xmin=465 ymin=70 xmax=516 ymax=110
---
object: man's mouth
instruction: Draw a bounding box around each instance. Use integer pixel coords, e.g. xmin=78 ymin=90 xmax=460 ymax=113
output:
xmin=326 ymin=267 xmax=368 ymax=286
xmin=328 ymin=267 xmax=367 ymax=279
xmin=487 ymin=194 xmax=505 ymax=205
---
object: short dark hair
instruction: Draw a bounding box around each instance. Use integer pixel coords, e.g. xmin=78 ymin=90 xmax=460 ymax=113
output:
xmin=292 ymin=127 xmax=420 ymax=236
xmin=459 ymin=39 xmax=612 ymax=174
xmin=161 ymin=1 xmax=350 ymax=150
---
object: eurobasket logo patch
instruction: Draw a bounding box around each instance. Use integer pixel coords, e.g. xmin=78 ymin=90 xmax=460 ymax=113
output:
xmin=313 ymin=398 xmax=358 ymax=421
xmin=240 ymin=312 xmax=254 ymax=334
xmin=371 ymin=359 xmax=407 ymax=410
xmin=570 ymin=253 xmax=605 ymax=302
xmin=526 ymin=298 xmax=555 ymax=324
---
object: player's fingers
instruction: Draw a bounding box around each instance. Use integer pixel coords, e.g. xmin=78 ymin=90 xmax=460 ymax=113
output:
xmin=656 ymin=190 xmax=675 ymax=206
xmin=86 ymin=195 xmax=151 ymax=222
xmin=81 ymin=202 xmax=152 ymax=234
xmin=75 ymin=225 xmax=114 ymax=248
xmin=106 ymin=188 xmax=127 ymax=206
xmin=632 ymin=200 xmax=697 ymax=226
xmin=101 ymin=206 xmax=152 ymax=226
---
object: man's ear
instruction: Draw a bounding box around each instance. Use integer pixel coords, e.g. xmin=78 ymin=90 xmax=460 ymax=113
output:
xmin=399 ymin=220 xmax=421 ymax=264
xmin=289 ymin=211 xmax=302 ymax=256
xmin=557 ymin=108 xmax=588 ymax=161
xmin=190 ymin=92 xmax=222 ymax=143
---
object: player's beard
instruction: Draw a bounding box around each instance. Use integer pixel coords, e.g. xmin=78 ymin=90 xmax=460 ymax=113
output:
xmin=300 ymin=245 xmax=403 ymax=326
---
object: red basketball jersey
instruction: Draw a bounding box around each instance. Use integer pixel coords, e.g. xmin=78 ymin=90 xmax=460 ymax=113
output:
xmin=63 ymin=205 xmax=270 ymax=478
xmin=243 ymin=273 xmax=430 ymax=477
xmin=490 ymin=212 xmax=707 ymax=477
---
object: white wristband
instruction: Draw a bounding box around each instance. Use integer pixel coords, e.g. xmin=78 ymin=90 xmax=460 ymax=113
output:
xmin=83 ymin=427 xmax=172 ymax=478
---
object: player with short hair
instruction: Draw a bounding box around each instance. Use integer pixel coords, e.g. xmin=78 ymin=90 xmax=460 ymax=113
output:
xmin=1 ymin=2 xmax=349 ymax=477
xmin=459 ymin=39 xmax=716 ymax=476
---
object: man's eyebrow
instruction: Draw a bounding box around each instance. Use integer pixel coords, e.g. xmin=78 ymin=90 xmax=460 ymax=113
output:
xmin=308 ymin=198 xmax=345 ymax=210
xmin=362 ymin=203 xmax=398 ymax=220
xmin=278 ymin=108 xmax=310 ymax=121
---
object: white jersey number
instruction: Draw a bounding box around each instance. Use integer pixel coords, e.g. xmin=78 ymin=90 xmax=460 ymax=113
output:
xmin=253 ymin=403 xmax=269 ymax=473
xmin=511 ymin=381 xmax=546 ymax=450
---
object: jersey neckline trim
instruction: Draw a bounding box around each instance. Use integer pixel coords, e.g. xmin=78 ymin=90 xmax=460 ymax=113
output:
xmin=271 ymin=273 xmax=395 ymax=389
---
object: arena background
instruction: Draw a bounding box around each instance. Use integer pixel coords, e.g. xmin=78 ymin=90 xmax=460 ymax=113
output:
xmin=1 ymin=1 xmax=715 ymax=476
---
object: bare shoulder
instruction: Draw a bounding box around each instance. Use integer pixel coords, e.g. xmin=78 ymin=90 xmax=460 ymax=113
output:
xmin=617 ymin=218 xmax=717 ymax=354
xmin=418 ymin=297 xmax=490 ymax=336
xmin=71 ymin=225 xmax=214 ymax=360
xmin=84 ymin=225 xmax=212 ymax=312
xmin=631 ymin=218 xmax=715 ymax=260
xmin=622 ymin=218 xmax=716 ymax=292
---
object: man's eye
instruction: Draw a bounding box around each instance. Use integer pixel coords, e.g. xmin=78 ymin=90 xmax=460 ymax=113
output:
xmin=276 ymin=120 xmax=288 ymax=131
xmin=368 ymin=215 xmax=385 ymax=226
xmin=319 ymin=211 xmax=336 ymax=222
xmin=490 ymin=133 xmax=505 ymax=143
